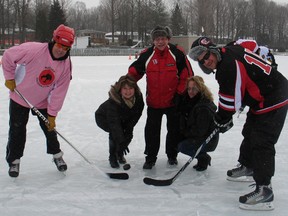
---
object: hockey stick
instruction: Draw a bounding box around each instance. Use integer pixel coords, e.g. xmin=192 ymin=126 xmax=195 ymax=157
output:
xmin=14 ymin=89 xmax=128 ymax=180
xmin=143 ymin=128 xmax=219 ymax=186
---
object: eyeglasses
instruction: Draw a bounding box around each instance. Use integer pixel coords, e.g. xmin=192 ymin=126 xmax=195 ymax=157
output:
xmin=55 ymin=43 xmax=71 ymax=51
xmin=198 ymin=51 xmax=210 ymax=65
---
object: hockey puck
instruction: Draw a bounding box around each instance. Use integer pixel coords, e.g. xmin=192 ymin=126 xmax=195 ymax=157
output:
xmin=123 ymin=163 xmax=131 ymax=170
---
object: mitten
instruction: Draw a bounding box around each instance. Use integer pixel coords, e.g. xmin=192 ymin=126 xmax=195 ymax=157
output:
xmin=122 ymin=146 xmax=130 ymax=155
xmin=119 ymin=138 xmax=131 ymax=155
xmin=46 ymin=115 xmax=56 ymax=131
xmin=5 ymin=79 xmax=16 ymax=91
xmin=119 ymin=142 xmax=130 ymax=155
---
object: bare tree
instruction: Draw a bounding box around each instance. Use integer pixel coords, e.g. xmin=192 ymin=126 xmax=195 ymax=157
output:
xmin=68 ymin=1 xmax=87 ymax=31
xmin=101 ymin=0 xmax=121 ymax=43
xmin=275 ymin=5 xmax=288 ymax=50
xmin=1 ymin=0 xmax=288 ymax=49
xmin=149 ymin=0 xmax=169 ymax=27
xmin=14 ymin=0 xmax=32 ymax=43
xmin=233 ymin=0 xmax=250 ymax=39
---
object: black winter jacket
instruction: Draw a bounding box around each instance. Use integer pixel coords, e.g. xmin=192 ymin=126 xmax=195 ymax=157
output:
xmin=95 ymin=88 xmax=144 ymax=146
xmin=179 ymin=93 xmax=219 ymax=151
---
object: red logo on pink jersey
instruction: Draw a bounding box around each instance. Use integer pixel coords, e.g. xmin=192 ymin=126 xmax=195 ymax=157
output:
xmin=38 ymin=69 xmax=55 ymax=87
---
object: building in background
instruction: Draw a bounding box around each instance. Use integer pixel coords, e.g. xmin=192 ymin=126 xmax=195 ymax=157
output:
xmin=0 ymin=28 xmax=35 ymax=48
xmin=170 ymin=35 xmax=199 ymax=54
xmin=77 ymin=29 xmax=107 ymax=47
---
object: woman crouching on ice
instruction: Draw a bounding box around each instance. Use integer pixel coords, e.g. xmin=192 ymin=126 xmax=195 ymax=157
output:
xmin=178 ymin=76 xmax=219 ymax=171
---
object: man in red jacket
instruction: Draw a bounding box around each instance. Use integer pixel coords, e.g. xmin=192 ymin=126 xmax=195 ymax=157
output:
xmin=128 ymin=25 xmax=193 ymax=169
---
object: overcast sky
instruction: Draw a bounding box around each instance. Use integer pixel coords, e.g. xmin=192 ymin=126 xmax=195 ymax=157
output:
xmin=74 ymin=0 xmax=287 ymax=9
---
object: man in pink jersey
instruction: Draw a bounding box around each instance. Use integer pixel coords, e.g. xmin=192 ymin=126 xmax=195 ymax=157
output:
xmin=2 ymin=24 xmax=75 ymax=177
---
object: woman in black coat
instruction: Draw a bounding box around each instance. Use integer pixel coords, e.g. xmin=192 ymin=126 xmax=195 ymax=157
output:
xmin=95 ymin=75 xmax=144 ymax=168
xmin=178 ymin=76 xmax=219 ymax=171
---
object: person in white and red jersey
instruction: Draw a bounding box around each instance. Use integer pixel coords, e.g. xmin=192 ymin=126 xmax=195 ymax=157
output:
xmin=2 ymin=24 xmax=75 ymax=178
xmin=189 ymin=36 xmax=287 ymax=211
xmin=228 ymin=39 xmax=279 ymax=114
xmin=128 ymin=25 xmax=194 ymax=169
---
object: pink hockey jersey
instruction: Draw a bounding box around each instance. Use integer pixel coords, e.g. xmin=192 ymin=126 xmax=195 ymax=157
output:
xmin=2 ymin=42 xmax=72 ymax=116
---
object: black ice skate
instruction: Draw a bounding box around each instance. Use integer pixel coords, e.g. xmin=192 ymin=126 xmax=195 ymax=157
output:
xmin=239 ymin=184 xmax=274 ymax=211
xmin=227 ymin=164 xmax=254 ymax=182
xmin=53 ymin=152 xmax=67 ymax=172
xmin=8 ymin=160 xmax=20 ymax=178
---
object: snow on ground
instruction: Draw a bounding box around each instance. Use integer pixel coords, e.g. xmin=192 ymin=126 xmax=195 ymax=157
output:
xmin=0 ymin=54 xmax=287 ymax=216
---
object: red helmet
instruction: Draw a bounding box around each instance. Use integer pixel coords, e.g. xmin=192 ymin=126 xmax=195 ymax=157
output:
xmin=53 ymin=24 xmax=75 ymax=47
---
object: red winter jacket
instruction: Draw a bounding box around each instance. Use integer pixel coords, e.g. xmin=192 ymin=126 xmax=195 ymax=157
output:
xmin=128 ymin=44 xmax=193 ymax=108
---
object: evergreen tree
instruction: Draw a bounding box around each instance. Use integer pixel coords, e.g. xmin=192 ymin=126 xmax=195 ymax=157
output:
xmin=171 ymin=3 xmax=186 ymax=36
xmin=35 ymin=8 xmax=49 ymax=42
xmin=48 ymin=0 xmax=67 ymax=37
xmin=149 ymin=0 xmax=169 ymax=28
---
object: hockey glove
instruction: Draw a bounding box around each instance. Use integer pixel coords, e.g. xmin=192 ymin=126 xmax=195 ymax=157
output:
xmin=119 ymin=143 xmax=130 ymax=155
xmin=46 ymin=115 xmax=56 ymax=131
xmin=214 ymin=115 xmax=233 ymax=133
xmin=122 ymin=146 xmax=130 ymax=155
xmin=119 ymin=138 xmax=131 ymax=155
xmin=5 ymin=79 xmax=16 ymax=91
xmin=272 ymin=63 xmax=278 ymax=70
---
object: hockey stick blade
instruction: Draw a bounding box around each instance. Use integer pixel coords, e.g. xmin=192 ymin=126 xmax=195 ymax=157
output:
xmin=143 ymin=177 xmax=173 ymax=186
xmin=107 ymin=172 xmax=129 ymax=180
xmin=143 ymin=159 xmax=191 ymax=186
xmin=14 ymin=89 xmax=130 ymax=181
xmin=143 ymin=128 xmax=220 ymax=186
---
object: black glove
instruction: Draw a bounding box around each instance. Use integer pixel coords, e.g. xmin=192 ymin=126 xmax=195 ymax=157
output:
xmin=271 ymin=63 xmax=278 ymax=70
xmin=119 ymin=138 xmax=131 ymax=155
xmin=214 ymin=115 xmax=233 ymax=133
xmin=119 ymin=144 xmax=130 ymax=155
xmin=122 ymin=146 xmax=130 ymax=155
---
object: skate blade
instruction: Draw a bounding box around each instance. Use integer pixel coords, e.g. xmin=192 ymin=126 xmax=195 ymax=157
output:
xmin=226 ymin=176 xmax=254 ymax=182
xmin=239 ymin=202 xmax=274 ymax=211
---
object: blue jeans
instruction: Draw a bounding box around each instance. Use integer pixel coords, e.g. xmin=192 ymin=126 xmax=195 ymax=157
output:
xmin=178 ymin=134 xmax=219 ymax=158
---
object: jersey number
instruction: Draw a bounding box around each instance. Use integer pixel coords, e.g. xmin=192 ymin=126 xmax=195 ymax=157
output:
xmin=244 ymin=52 xmax=271 ymax=75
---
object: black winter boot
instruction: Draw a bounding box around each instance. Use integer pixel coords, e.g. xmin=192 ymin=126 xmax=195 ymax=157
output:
xmin=193 ymin=153 xmax=211 ymax=171
xmin=143 ymin=161 xmax=155 ymax=169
